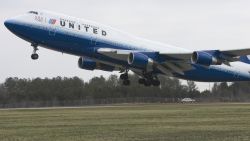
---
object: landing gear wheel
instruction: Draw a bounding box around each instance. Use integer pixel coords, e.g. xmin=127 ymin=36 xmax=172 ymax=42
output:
xmin=31 ymin=53 xmax=39 ymax=60
xmin=120 ymin=73 xmax=128 ymax=80
xmin=152 ymin=80 xmax=160 ymax=87
xmin=123 ymin=79 xmax=130 ymax=86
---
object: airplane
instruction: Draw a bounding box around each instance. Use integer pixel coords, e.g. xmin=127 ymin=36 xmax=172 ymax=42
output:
xmin=4 ymin=10 xmax=250 ymax=87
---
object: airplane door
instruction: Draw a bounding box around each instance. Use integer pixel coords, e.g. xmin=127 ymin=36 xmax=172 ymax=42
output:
xmin=48 ymin=26 xmax=57 ymax=36
xmin=90 ymin=35 xmax=97 ymax=46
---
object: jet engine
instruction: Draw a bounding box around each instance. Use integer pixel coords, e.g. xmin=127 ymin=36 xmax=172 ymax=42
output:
xmin=78 ymin=57 xmax=115 ymax=71
xmin=191 ymin=51 xmax=222 ymax=66
xmin=128 ymin=52 xmax=154 ymax=71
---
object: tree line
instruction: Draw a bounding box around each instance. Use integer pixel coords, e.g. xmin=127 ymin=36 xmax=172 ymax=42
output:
xmin=0 ymin=75 xmax=250 ymax=107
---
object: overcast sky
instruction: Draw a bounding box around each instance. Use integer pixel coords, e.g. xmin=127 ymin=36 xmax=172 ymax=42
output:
xmin=1 ymin=0 xmax=250 ymax=90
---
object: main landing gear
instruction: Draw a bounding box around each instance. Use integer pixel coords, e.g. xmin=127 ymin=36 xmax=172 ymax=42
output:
xmin=120 ymin=71 xmax=130 ymax=86
xmin=31 ymin=43 xmax=39 ymax=60
xmin=119 ymin=71 xmax=160 ymax=87
xmin=138 ymin=73 xmax=160 ymax=87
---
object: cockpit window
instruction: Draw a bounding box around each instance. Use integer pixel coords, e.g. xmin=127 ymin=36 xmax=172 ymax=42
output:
xmin=28 ymin=11 xmax=38 ymax=15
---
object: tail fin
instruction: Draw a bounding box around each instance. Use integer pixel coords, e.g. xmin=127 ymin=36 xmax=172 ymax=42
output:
xmin=240 ymin=56 xmax=250 ymax=64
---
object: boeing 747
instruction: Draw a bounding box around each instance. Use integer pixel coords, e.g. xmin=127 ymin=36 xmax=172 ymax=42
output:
xmin=5 ymin=10 xmax=250 ymax=86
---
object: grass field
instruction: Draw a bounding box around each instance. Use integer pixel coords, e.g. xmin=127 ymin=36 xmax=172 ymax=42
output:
xmin=1 ymin=103 xmax=250 ymax=141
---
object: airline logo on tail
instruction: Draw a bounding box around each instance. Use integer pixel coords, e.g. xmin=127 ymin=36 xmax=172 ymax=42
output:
xmin=49 ymin=19 xmax=56 ymax=25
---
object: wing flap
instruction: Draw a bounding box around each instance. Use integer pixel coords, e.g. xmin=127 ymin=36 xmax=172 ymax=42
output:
xmin=97 ymin=48 xmax=131 ymax=61
xmin=156 ymin=62 xmax=193 ymax=75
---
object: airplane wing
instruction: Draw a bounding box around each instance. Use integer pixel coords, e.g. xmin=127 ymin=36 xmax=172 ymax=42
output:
xmin=158 ymin=48 xmax=250 ymax=75
xmin=161 ymin=48 xmax=250 ymax=60
xmin=97 ymin=48 xmax=193 ymax=75
xmin=97 ymin=47 xmax=250 ymax=75
xmin=97 ymin=48 xmax=192 ymax=61
xmin=220 ymin=48 xmax=250 ymax=57
xmin=160 ymin=52 xmax=192 ymax=61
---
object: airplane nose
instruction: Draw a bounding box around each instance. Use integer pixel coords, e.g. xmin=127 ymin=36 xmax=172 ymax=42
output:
xmin=4 ymin=19 xmax=13 ymax=30
xmin=4 ymin=16 xmax=29 ymax=38
xmin=4 ymin=20 xmax=8 ymax=28
xmin=4 ymin=20 xmax=7 ymax=27
xmin=4 ymin=19 xmax=17 ymax=32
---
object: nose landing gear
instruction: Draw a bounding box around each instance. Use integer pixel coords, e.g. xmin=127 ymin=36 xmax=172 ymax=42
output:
xmin=31 ymin=53 xmax=39 ymax=60
xmin=31 ymin=43 xmax=39 ymax=60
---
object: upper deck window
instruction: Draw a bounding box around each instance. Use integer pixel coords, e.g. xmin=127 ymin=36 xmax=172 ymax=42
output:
xmin=28 ymin=11 xmax=38 ymax=15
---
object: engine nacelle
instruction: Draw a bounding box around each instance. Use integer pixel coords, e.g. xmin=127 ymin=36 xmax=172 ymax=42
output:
xmin=191 ymin=51 xmax=222 ymax=66
xmin=78 ymin=58 xmax=115 ymax=71
xmin=128 ymin=52 xmax=154 ymax=71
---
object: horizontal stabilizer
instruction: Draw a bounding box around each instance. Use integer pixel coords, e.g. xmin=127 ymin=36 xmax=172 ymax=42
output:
xmin=240 ymin=56 xmax=250 ymax=64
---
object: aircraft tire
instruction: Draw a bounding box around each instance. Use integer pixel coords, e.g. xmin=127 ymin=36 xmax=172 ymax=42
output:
xmin=31 ymin=53 xmax=39 ymax=60
xmin=120 ymin=73 xmax=128 ymax=80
